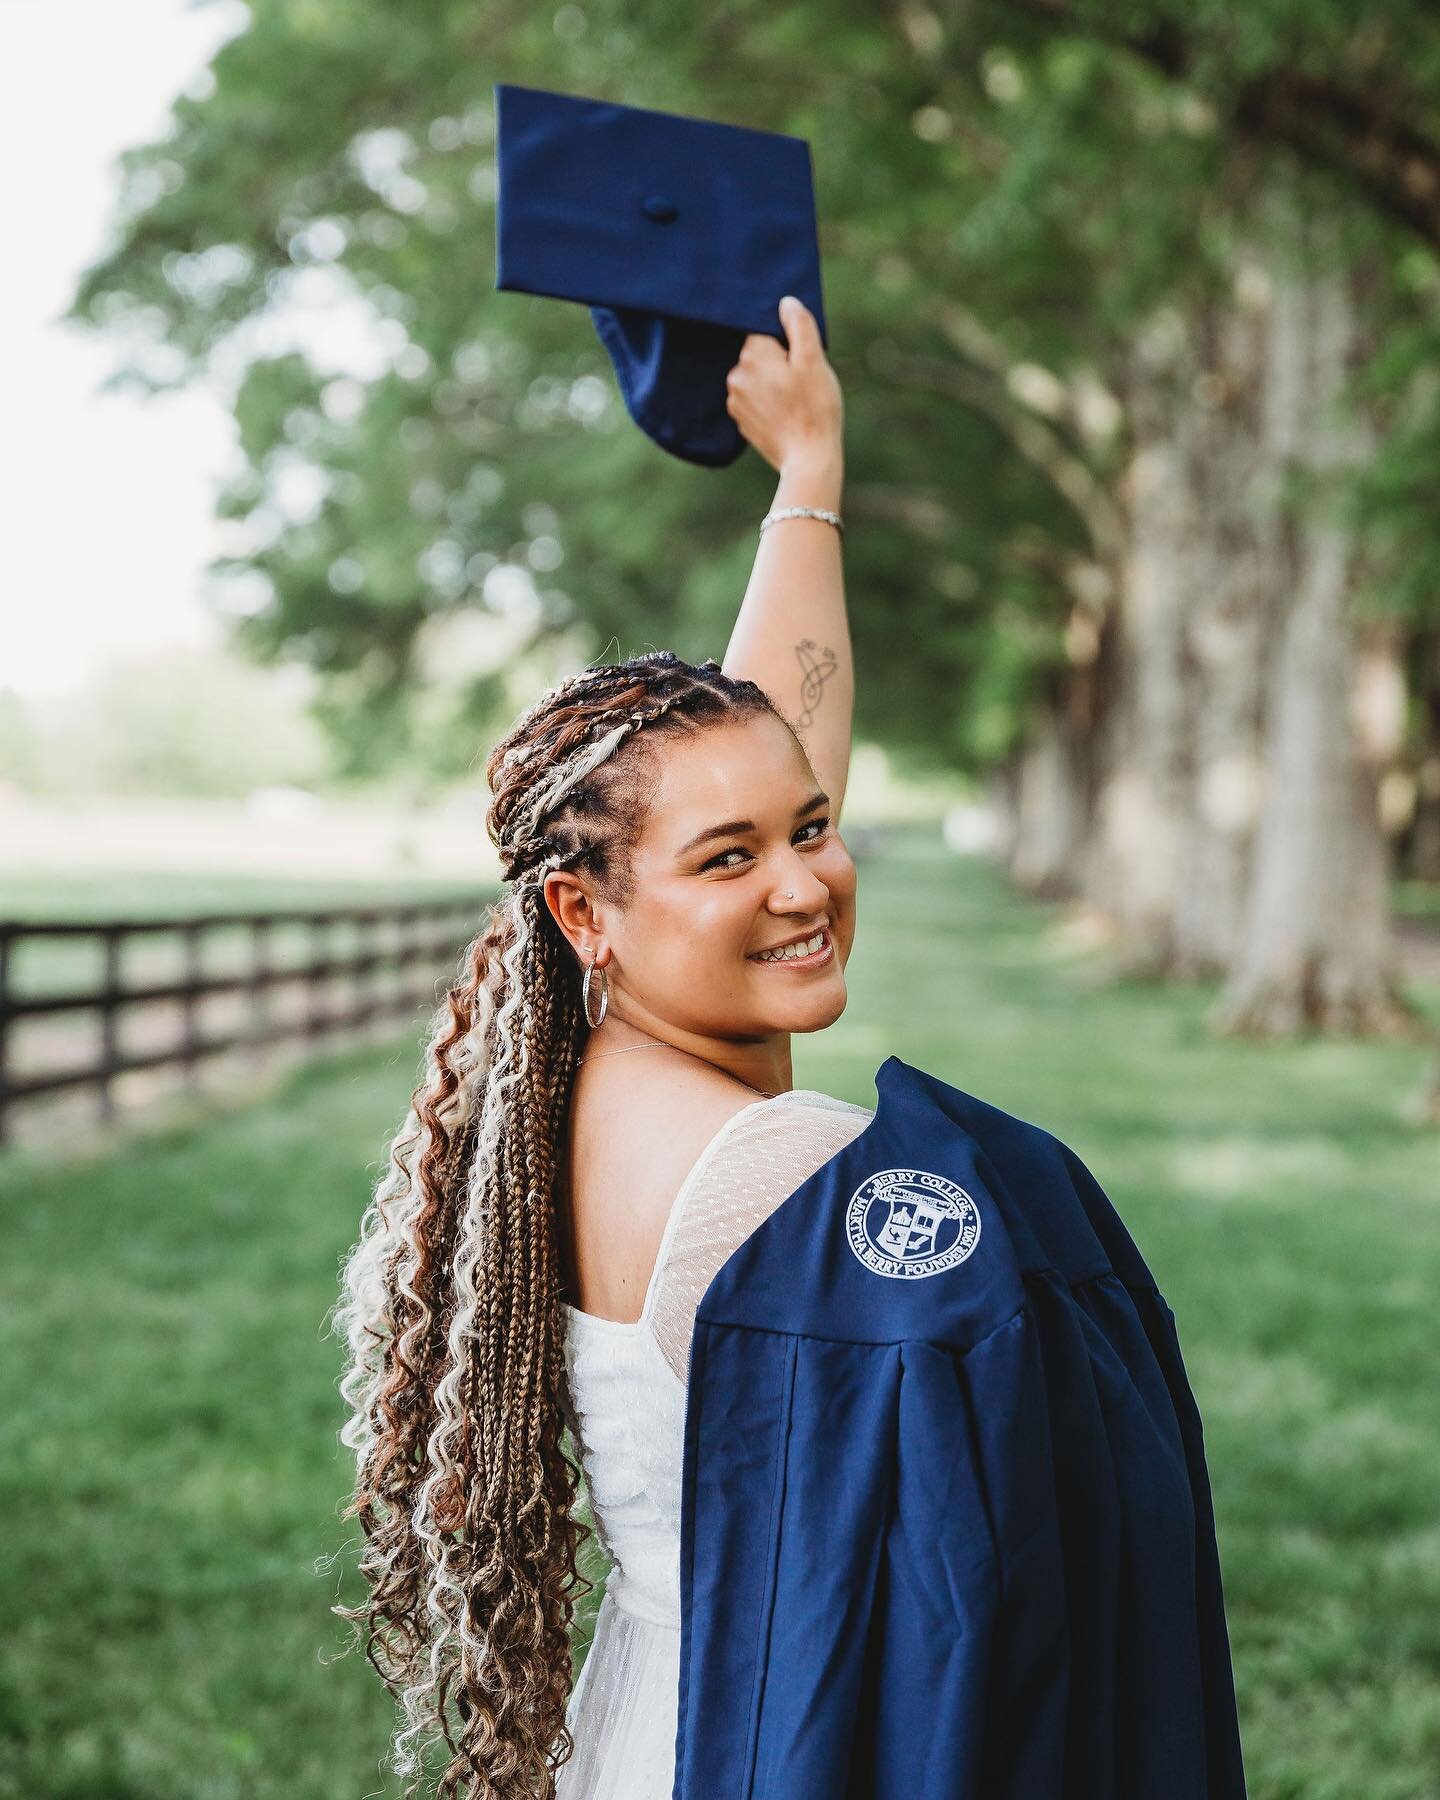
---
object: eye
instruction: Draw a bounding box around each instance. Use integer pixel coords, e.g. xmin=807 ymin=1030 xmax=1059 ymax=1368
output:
xmin=700 ymin=817 xmax=830 ymax=872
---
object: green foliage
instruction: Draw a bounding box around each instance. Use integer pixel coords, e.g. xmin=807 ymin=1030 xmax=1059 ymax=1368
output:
xmin=63 ymin=1 xmax=1440 ymax=789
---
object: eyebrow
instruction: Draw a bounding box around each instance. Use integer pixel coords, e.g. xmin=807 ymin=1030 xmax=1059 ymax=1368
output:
xmin=675 ymin=790 xmax=830 ymax=859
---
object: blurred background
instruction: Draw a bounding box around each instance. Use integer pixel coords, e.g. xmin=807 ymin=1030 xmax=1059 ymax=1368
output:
xmin=2 ymin=2 xmax=1438 ymax=1796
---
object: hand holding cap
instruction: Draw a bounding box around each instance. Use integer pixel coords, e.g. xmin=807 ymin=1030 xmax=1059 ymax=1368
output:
xmin=494 ymin=84 xmax=829 ymax=468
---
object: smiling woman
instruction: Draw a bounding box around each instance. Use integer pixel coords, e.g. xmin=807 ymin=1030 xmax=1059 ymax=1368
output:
xmin=326 ymin=285 xmax=1248 ymax=1800
xmin=328 ymin=293 xmax=858 ymax=1800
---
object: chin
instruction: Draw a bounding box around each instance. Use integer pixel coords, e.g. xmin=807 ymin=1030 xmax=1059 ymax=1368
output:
xmin=787 ymin=985 xmax=849 ymax=1033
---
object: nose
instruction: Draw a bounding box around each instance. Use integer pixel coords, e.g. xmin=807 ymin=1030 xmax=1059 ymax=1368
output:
xmin=769 ymin=849 xmax=829 ymax=912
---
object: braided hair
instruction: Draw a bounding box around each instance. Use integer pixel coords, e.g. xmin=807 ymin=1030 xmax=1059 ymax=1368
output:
xmin=327 ymin=651 xmax=786 ymax=1797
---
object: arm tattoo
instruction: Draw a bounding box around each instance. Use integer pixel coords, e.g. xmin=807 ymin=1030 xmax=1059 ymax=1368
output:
xmin=794 ymin=638 xmax=838 ymax=730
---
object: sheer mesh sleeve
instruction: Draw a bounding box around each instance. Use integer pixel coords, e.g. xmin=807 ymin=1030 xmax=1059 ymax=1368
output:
xmin=648 ymin=1091 xmax=874 ymax=1387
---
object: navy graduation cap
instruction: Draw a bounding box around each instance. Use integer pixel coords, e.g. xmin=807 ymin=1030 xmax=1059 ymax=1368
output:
xmin=673 ymin=1055 xmax=1248 ymax=1798
xmin=493 ymin=83 xmax=828 ymax=467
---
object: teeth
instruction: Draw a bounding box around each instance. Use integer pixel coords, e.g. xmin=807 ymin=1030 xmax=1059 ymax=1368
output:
xmin=754 ymin=930 xmax=826 ymax=963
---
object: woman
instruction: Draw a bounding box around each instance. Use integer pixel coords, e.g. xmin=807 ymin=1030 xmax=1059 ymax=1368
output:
xmin=331 ymin=293 xmax=859 ymax=1798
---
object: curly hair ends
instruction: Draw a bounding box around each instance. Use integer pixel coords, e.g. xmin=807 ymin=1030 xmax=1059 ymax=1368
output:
xmin=326 ymin=651 xmax=785 ymax=1797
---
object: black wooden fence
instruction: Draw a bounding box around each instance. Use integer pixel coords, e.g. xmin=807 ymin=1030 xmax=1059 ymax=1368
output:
xmin=0 ymin=894 xmax=492 ymax=1145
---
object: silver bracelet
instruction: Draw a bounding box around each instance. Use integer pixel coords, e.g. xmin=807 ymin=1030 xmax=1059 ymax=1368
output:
xmin=759 ymin=504 xmax=844 ymax=537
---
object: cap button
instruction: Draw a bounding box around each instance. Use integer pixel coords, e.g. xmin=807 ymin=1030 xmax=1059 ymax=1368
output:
xmin=641 ymin=193 xmax=679 ymax=222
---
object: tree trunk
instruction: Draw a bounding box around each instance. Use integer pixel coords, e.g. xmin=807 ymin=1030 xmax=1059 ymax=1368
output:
xmin=1169 ymin=288 xmax=1273 ymax=977
xmin=1086 ymin=256 xmax=1284 ymax=981
xmin=1080 ymin=319 xmax=1192 ymax=971
xmin=1213 ymin=178 xmax=1413 ymax=1037
xmin=985 ymin=757 xmax=1021 ymax=867
xmin=1401 ymin=626 xmax=1440 ymax=881
xmin=1008 ymin=691 xmax=1087 ymax=898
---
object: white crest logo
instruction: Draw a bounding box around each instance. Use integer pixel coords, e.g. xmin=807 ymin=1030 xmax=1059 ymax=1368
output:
xmin=845 ymin=1167 xmax=982 ymax=1280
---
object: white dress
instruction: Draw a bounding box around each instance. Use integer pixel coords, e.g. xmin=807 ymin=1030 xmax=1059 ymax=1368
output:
xmin=554 ymin=1086 xmax=875 ymax=1800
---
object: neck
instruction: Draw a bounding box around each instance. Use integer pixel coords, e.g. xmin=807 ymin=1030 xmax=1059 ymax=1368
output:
xmin=585 ymin=1006 xmax=794 ymax=1097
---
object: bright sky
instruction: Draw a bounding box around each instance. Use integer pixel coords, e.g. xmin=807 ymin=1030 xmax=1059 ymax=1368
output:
xmin=1 ymin=0 xmax=297 ymax=704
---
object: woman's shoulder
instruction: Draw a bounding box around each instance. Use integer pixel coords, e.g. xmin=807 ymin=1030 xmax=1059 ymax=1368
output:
xmin=564 ymin=1052 xmax=877 ymax=1326
xmin=575 ymin=1054 xmax=868 ymax=1171
xmin=565 ymin=1054 xmax=770 ymax=1321
xmin=572 ymin=1051 xmax=767 ymax=1180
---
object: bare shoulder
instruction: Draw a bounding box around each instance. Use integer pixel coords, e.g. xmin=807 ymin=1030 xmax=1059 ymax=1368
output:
xmin=565 ymin=1052 xmax=767 ymax=1321
xmin=571 ymin=1051 xmax=765 ymax=1206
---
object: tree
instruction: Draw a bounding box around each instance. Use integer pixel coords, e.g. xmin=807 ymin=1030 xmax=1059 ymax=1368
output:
xmin=62 ymin=0 xmax=1438 ymax=1037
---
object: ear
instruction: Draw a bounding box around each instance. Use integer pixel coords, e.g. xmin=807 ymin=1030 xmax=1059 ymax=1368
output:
xmin=542 ymin=869 xmax=608 ymax=964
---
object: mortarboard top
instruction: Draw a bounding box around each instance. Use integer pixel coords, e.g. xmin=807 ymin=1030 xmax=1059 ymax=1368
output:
xmin=493 ymin=82 xmax=827 ymax=468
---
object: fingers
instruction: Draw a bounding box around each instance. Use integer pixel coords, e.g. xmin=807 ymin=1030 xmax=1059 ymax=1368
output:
xmin=725 ymin=298 xmax=822 ymax=416
xmin=779 ymin=294 xmax=821 ymax=360
xmin=735 ymin=329 xmax=786 ymax=373
xmin=729 ymin=301 xmax=820 ymax=386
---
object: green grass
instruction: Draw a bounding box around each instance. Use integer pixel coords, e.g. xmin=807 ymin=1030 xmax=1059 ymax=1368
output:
xmin=1395 ymin=877 xmax=1440 ymax=924
xmin=1 ymin=835 xmax=1437 ymax=1798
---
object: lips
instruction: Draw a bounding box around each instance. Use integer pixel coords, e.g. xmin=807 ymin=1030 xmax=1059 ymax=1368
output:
xmin=748 ymin=927 xmax=834 ymax=967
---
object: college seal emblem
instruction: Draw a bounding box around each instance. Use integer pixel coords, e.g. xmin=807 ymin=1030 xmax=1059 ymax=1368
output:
xmin=845 ymin=1166 xmax=982 ymax=1279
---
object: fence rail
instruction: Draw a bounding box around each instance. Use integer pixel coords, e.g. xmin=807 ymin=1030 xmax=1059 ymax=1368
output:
xmin=0 ymin=894 xmax=492 ymax=1145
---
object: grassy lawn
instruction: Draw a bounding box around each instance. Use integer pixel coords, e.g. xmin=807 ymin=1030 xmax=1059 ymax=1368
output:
xmin=1395 ymin=878 xmax=1440 ymax=924
xmin=1 ymin=833 xmax=1437 ymax=1798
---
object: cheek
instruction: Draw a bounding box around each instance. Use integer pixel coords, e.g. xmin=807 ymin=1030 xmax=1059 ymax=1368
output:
xmin=823 ymin=850 xmax=859 ymax=946
xmin=652 ymin=885 xmax=751 ymax=950
xmin=821 ymin=844 xmax=859 ymax=905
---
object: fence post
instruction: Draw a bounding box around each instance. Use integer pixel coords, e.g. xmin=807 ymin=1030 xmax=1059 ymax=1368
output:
xmin=250 ymin=917 xmax=270 ymax=1067
xmin=0 ymin=927 xmax=11 ymax=1148
xmin=359 ymin=911 xmax=376 ymax=1030
xmin=398 ymin=905 xmax=417 ymax=1018
xmin=98 ymin=927 xmax=122 ymax=1130
xmin=307 ymin=915 xmax=327 ymax=1043
xmin=181 ymin=921 xmax=203 ymax=1094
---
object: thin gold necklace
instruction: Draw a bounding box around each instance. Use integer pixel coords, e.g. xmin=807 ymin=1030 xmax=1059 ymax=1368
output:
xmin=577 ymin=1036 xmax=780 ymax=1099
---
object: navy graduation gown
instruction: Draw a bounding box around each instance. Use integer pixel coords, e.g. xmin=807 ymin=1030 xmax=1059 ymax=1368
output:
xmin=672 ymin=1055 xmax=1246 ymax=1798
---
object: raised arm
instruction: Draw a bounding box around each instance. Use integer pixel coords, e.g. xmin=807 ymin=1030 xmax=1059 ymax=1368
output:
xmin=720 ymin=295 xmax=853 ymax=824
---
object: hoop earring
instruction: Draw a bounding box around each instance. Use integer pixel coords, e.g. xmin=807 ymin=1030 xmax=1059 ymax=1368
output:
xmin=582 ymin=955 xmax=609 ymax=1028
